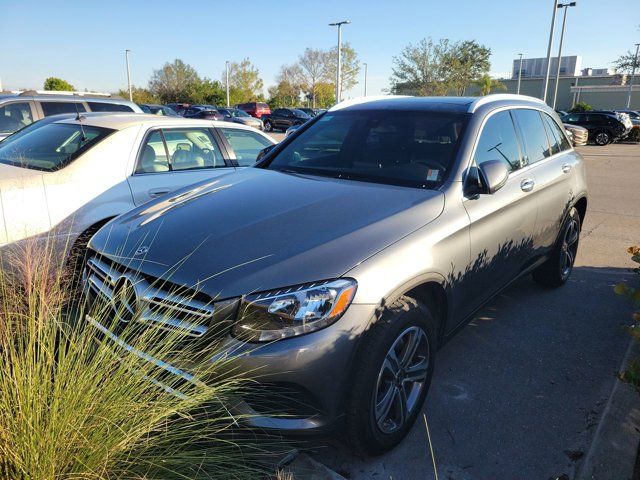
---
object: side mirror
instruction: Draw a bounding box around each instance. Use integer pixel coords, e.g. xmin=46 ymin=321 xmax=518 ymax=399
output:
xmin=478 ymin=160 xmax=509 ymax=194
xmin=256 ymin=144 xmax=276 ymax=162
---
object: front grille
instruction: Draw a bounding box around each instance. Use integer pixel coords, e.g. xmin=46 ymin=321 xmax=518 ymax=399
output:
xmin=85 ymin=253 xmax=215 ymax=338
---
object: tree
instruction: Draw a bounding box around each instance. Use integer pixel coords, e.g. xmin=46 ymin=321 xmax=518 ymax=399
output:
xmin=191 ymin=79 xmax=225 ymax=106
xmin=222 ymin=58 xmax=264 ymax=105
xmin=326 ymin=42 xmax=361 ymax=99
xmin=44 ymin=77 xmax=75 ymax=91
xmin=389 ymin=37 xmax=492 ymax=96
xmin=569 ymin=101 xmax=593 ymax=113
xmin=297 ymin=48 xmax=331 ymax=108
xmin=473 ymin=74 xmax=506 ymax=96
xmin=116 ymin=86 xmax=158 ymax=104
xmin=149 ymin=59 xmax=202 ymax=103
xmin=613 ymin=50 xmax=640 ymax=74
xmin=268 ymin=64 xmax=303 ymax=107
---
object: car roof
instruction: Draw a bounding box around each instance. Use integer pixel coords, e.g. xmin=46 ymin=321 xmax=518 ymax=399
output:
xmin=50 ymin=113 xmax=259 ymax=131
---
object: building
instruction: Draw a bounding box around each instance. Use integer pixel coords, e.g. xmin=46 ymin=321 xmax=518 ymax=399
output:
xmin=512 ymin=55 xmax=582 ymax=79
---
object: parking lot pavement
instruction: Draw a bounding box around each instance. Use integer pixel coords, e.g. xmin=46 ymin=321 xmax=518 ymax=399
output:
xmin=313 ymin=143 xmax=640 ymax=479
xmin=267 ymin=132 xmax=285 ymax=142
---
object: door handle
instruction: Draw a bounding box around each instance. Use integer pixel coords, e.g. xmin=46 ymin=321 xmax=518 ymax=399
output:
xmin=148 ymin=188 xmax=170 ymax=198
xmin=520 ymin=179 xmax=535 ymax=192
xmin=562 ymin=163 xmax=572 ymax=174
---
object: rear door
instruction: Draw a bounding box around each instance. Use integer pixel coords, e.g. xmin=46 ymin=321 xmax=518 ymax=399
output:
xmin=126 ymin=126 xmax=235 ymax=206
xmin=462 ymin=108 xmax=538 ymax=313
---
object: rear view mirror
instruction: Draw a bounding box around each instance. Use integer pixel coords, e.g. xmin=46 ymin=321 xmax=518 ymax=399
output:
xmin=478 ymin=160 xmax=509 ymax=194
xmin=256 ymin=144 xmax=276 ymax=162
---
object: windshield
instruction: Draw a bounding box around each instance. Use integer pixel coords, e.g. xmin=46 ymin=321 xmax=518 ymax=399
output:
xmin=292 ymin=109 xmax=311 ymax=119
xmin=0 ymin=123 xmax=113 ymax=171
xmin=233 ymin=109 xmax=251 ymax=118
xmin=263 ymin=110 xmax=468 ymax=188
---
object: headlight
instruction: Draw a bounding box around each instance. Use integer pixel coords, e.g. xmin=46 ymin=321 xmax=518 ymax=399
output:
xmin=232 ymin=279 xmax=357 ymax=342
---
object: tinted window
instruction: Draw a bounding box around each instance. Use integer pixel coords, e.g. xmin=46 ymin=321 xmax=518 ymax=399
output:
xmin=514 ymin=109 xmax=551 ymax=164
xmin=0 ymin=123 xmax=112 ymax=171
xmin=542 ymin=113 xmax=571 ymax=154
xmin=40 ymin=102 xmax=86 ymax=116
xmin=162 ymin=128 xmax=225 ymax=170
xmin=220 ymin=128 xmax=273 ymax=166
xmin=87 ymin=102 xmax=134 ymax=112
xmin=136 ymin=130 xmax=169 ymax=173
xmin=265 ymin=111 xmax=468 ymax=188
xmin=474 ymin=110 xmax=521 ymax=171
xmin=563 ymin=113 xmax=582 ymax=123
xmin=0 ymin=102 xmax=33 ymax=135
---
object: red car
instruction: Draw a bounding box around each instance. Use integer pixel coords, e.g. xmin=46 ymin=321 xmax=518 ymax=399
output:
xmin=235 ymin=102 xmax=271 ymax=119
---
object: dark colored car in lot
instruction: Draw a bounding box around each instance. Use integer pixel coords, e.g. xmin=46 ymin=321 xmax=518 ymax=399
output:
xmin=261 ymin=108 xmax=312 ymax=132
xmin=180 ymin=105 xmax=223 ymax=120
xmin=86 ymin=94 xmax=587 ymax=456
xmin=561 ymin=111 xmax=630 ymax=145
xmin=297 ymin=107 xmax=326 ymax=117
xmin=235 ymin=102 xmax=271 ymax=119
xmin=139 ymin=104 xmax=180 ymax=116
xmin=166 ymin=103 xmax=190 ymax=116
xmin=217 ymin=108 xmax=264 ymax=130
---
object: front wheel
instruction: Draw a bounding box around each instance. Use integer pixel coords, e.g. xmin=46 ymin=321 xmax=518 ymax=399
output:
xmin=594 ymin=130 xmax=611 ymax=146
xmin=345 ymin=296 xmax=436 ymax=456
xmin=532 ymin=207 xmax=581 ymax=288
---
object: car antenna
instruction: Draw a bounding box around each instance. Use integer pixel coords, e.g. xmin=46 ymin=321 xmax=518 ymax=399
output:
xmin=73 ymin=102 xmax=87 ymax=141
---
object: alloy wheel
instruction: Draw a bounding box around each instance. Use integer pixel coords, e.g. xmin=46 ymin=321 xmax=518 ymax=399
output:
xmin=373 ymin=326 xmax=429 ymax=434
xmin=560 ymin=217 xmax=579 ymax=279
xmin=595 ymin=132 xmax=610 ymax=145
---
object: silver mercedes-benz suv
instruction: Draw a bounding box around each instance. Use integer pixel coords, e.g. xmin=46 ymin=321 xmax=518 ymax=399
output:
xmin=85 ymin=94 xmax=587 ymax=455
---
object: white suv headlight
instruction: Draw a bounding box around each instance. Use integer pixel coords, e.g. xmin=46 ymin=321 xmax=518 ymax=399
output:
xmin=232 ymin=279 xmax=357 ymax=342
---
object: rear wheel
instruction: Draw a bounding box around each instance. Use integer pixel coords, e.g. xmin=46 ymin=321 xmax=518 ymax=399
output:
xmin=345 ymin=296 xmax=436 ymax=455
xmin=532 ymin=207 xmax=581 ymax=288
xmin=594 ymin=130 xmax=611 ymax=146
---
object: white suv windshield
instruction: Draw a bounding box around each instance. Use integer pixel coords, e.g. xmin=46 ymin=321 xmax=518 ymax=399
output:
xmin=0 ymin=123 xmax=113 ymax=171
xmin=264 ymin=110 xmax=468 ymax=188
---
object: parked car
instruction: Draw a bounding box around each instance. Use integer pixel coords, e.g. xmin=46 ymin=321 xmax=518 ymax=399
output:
xmin=217 ymin=108 xmax=264 ymax=130
xmin=139 ymin=104 xmax=180 ymax=116
xmin=561 ymin=111 xmax=630 ymax=145
xmin=166 ymin=103 xmax=190 ymax=116
xmin=296 ymin=107 xmax=326 ymax=117
xmin=0 ymin=113 xmax=276 ymax=263
xmin=235 ymin=102 xmax=271 ymax=119
xmin=262 ymin=108 xmax=312 ymax=132
xmin=0 ymin=90 xmax=142 ymax=141
xmin=563 ymin=123 xmax=588 ymax=146
xmin=182 ymin=105 xmax=221 ymax=119
xmin=84 ymin=94 xmax=587 ymax=455
xmin=186 ymin=109 xmax=224 ymax=121
xmin=590 ymin=110 xmax=634 ymax=131
xmin=615 ymin=109 xmax=640 ymax=126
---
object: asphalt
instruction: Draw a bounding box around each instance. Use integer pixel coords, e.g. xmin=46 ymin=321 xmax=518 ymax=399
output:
xmin=310 ymin=143 xmax=640 ymax=480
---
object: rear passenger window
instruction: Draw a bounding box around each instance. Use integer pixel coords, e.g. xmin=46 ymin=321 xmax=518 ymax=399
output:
xmin=220 ymin=128 xmax=273 ymax=166
xmin=87 ymin=102 xmax=133 ymax=112
xmin=542 ymin=113 xmax=571 ymax=154
xmin=136 ymin=131 xmax=169 ymax=173
xmin=474 ymin=110 xmax=521 ymax=171
xmin=0 ymin=102 xmax=33 ymax=135
xmin=41 ymin=102 xmax=86 ymax=116
xmin=513 ymin=109 xmax=551 ymax=164
xmin=162 ymin=128 xmax=225 ymax=170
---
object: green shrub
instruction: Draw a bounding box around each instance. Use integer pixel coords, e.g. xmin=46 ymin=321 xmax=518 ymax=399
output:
xmin=569 ymin=101 xmax=593 ymax=113
xmin=0 ymin=240 xmax=273 ymax=480
xmin=615 ymin=246 xmax=640 ymax=389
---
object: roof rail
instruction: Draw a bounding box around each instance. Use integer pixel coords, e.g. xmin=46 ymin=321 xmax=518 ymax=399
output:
xmin=18 ymin=90 xmax=114 ymax=98
xmin=329 ymin=95 xmax=411 ymax=112
xmin=468 ymin=94 xmax=546 ymax=113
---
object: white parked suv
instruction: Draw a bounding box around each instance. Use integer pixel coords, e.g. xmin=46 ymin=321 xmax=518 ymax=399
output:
xmin=0 ymin=112 xmax=276 ymax=263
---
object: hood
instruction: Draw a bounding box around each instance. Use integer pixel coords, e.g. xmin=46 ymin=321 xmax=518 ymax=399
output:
xmin=90 ymin=168 xmax=444 ymax=299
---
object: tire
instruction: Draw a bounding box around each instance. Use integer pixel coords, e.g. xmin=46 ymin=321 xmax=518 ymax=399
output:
xmin=345 ymin=296 xmax=437 ymax=456
xmin=264 ymin=120 xmax=273 ymax=132
xmin=532 ymin=207 xmax=581 ymax=288
xmin=594 ymin=130 xmax=611 ymax=146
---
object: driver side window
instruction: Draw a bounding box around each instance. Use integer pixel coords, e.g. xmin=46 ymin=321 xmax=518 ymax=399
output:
xmin=474 ymin=110 xmax=522 ymax=172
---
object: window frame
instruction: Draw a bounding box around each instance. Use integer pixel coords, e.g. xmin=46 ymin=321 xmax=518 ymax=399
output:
xmin=471 ymin=109 xmax=524 ymax=173
xmin=133 ymin=126 xmax=233 ymax=175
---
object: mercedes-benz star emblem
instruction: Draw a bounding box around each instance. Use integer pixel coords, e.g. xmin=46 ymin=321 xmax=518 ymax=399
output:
xmin=135 ymin=245 xmax=149 ymax=256
xmin=111 ymin=276 xmax=138 ymax=323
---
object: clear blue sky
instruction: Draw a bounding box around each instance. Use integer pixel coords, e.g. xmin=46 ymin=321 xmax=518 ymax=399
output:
xmin=1 ymin=0 xmax=638 ymax=97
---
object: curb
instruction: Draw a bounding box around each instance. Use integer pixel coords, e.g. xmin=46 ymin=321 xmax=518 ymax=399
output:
xmin=576 ymin=338 xmax=640 ymax=480
xmin=283 ymin=453 xmax=347 ymax=480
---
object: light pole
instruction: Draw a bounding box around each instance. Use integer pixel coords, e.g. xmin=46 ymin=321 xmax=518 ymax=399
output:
xmin=552 ymin=2 xmax=576 ymax=109
xmin=516 ymin=53 xmax=523 ymax=94
xmin=541 ymin=0 xmax=559 ymax=102
xmin=125 ymin=49 xmax=133 ymax=102
xmin=626 ymin=43 xmax=640 ymax=109
xmin=329 ymin=20 xmax=350 ymax=103
xmin=363 ymin=62 xmax=368 ymax=96
xmin=225 ymin=61 xmax=230 ymax=107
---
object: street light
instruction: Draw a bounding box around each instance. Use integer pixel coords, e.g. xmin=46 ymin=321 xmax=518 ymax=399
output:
xmin=329 ymin=20 xmax=350 ymax=103
xmin=225 ymin=61 xmax=230 ymax=107
xmin=552 ymin=2 xmax=576 ymax=109
xmin=626 ymin=43 xmax=640 ymax=109
xmin=517 ymin=53 xmax=523 ymax=94
xmin=541 ymin=0 xmax=559 ymax=102
xmin=125 ymin=49 xmax=133 ymax=102
xmin=363 ymin=62 xmax=368 ymax=96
